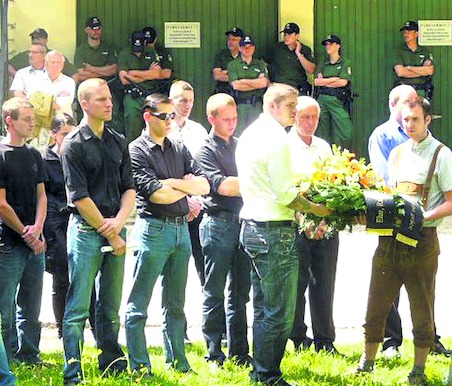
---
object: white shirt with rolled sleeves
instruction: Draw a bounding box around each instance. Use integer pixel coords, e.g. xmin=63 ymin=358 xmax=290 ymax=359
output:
xmin=388 ymin=132 xmax=452 ymax=228
xmin=236 ymin=113 xmax=299 ymax=222
xmin=287 ymin=127 xmax=333 ymax=181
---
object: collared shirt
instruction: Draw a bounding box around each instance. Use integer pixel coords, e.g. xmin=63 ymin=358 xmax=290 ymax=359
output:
xmin=212 ymin=48 xmax=239 ymax=94
xmin=129 ymin=133 xmax=203 ymax=218
xmin=0 ymin=144 xmax=45 ymax=245
xmin=227 ymin=56 xmax=268 ymax=99
xmin=315 ymin=56 xmax=352 ymax=81
xmin=368 ymin=118 xmax=409 ymax=185
xmin=43 ymin=146 xmax=67 ymax=213
xmin=287 ymin=127 xmax=332 ymax=181
xmin=28 ymin=73 xmax=76 ymax=116
xmin=195 ymin=132 xmax=242 ymax=214
xmin=392 ymin=44 xmax=434 ymax=85
xmin=61 ymin=124 xmax=134 ymax=218
xmin=74 ymin=40 xmax=118 ymax=72
xmin=267 ymin=41 xmax=315 ymax=90
xmin=118 ymin=44 xmax=173 ymax=92
xmin=10 ymin=65 xmax=48 ymax=95
xmin=168 ymin=118 xmax=208 ymax=156
xmin=236 ymin=113 xmax=298 ymax=221
xmin=388 ymin=133 xmax=452 ymax=227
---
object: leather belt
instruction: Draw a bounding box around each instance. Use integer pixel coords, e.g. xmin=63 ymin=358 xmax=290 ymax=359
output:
xmin=152 ymin=215 xmax=188 ymax=225
xmin=254 ymin=220 xmax=294 ymax=228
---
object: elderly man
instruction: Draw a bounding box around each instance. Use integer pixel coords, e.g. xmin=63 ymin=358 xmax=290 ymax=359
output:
xmin=392 ymin=21 xmax=434 ymax=99
xmin=267 ymin=23 xmax=316 ymax=95
xmin=196 ymin=93 xmax=252 ymax=367
xmin=228 ymin=35 xmax=269 ymax=137
xmin=288 ymin=96 xmax=340 ymax=354
xmin=212 ymin=27 xmax=245 ymax=95
xmin=125 ymin=94 xmax=209 ymax=376
xmin=357 ymin=96 xmax=452 ymax=385
xmin=236 ymin=83 xmax=329 ymax=385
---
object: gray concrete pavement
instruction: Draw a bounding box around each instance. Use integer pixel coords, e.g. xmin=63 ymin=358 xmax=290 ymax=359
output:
xmin=39 ymin=223 xmax=452 ymax=351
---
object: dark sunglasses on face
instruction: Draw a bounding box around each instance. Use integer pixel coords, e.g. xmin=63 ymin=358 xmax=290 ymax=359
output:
xmin=149 ymin=111 xmax=176 ymax=121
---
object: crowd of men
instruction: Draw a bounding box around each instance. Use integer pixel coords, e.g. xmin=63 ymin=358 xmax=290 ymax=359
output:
xmin=0 ymin=16 xmax=449 ymax=386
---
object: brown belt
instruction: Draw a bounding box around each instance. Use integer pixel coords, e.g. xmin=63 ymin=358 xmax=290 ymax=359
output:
xmin=395 ymin=181 xmax=423 ymax=195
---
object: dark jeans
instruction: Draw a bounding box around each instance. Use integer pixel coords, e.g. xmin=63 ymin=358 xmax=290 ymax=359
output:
xmin=188 ymin=214 xmax=205 ymax=286
xmin=241 ymin=221 xmax=298 ymax=383
xmin=365 ymin=228 xmax=439 ymax=348
xmin=291 ymin=232 xmax=339 ymax=345
xmin=200 ymin=215 xmax=251 ymax=362
xmin=0 ymin=314 xmax=15 ymax=385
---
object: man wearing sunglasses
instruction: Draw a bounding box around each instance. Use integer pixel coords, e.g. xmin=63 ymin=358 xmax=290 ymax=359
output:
xmin=125 ymin=94 xmax=209 ymax=376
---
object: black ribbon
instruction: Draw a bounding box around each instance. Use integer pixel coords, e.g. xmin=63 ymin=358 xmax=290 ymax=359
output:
xmin=364 ymin=191 xmax=395 ymax=236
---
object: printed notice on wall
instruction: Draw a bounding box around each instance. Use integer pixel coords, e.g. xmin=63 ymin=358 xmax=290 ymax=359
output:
xmin=419 ymin=20 xmax=452 ymax=46
xmin=165 ymin=22 xmax=200 ymax=48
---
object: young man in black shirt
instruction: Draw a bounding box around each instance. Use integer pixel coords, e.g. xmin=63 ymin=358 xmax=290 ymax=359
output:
xmin=0 ymin=97 xmax=47 ymax=365
xmin=125 ymin=93 xmax=209 ymax=376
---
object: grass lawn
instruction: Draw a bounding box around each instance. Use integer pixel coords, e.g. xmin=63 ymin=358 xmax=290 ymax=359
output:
xmin=11 ymin=337 xmax=452 ymax=385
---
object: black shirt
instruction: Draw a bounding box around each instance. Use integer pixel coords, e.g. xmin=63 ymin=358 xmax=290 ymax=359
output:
xmin=43 ymin=146 xmax=67 ymax=214
xmin=195 ymin=132 xmax=242 ymax=215
xmin=61 ymin=124 xmax=135 ymax=218
xmin=0 ymin=144 xmax=45 ymax=245
xmin=129 ymin=133 xmax=203 ymax=218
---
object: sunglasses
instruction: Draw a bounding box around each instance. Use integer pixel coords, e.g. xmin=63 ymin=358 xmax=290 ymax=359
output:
xmin=149 ymin=112 xmax=176 ymax=121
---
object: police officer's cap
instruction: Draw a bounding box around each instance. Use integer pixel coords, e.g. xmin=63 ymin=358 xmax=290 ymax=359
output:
xmin=86 ymin=16 xmax=102 ymax=30
xmin=29 ymin=28 xmax=48 ymax=39
xmin=239 ymin=36 xmax=255 ymax=47
xmin=142 ymin=27 xmax=157 ymax=44
xmin=399 ymin=21 xmax=418 ymax=32
xmin=280 ymin=22 xmax=300 ymax=34
xmin=130 ymin=31 xmax=146 ymax=52
xmin=321 ymin=34 xmax=341 ymax=45
xmin=225 ymin=27 xmax=244 ymax=38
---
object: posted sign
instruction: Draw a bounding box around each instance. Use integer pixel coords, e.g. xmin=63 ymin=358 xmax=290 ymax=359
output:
xmin=165 ymin=22 xmax=200 ymax=48
xmin=419 ymin=20 xmax=452 ymax=46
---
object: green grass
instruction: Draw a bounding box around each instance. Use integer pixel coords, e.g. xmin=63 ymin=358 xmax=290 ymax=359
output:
xmin=11 ymin=339 xmax=452 ymax=385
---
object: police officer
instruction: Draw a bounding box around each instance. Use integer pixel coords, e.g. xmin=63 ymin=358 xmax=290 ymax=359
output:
xmin=118 ymin=30 xmax=173 ymax=142
xmin=392 ymin=21 xmax=434 ymax=99
xmin=314 ymin=34 xmax=353 ymax=150
xmin=227 ymin=36 xmax=269 ymax=137
xmin=212 ymin=27 xmax=245 ymax=95
xmin=267 ymin=22 xmax=316 ymax=95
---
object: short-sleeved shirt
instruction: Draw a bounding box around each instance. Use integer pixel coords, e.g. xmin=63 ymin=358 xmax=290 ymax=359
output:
xmin=212 ymin=48 xmax=239 ymax=94
xmin=388 ymin=133 xmax=452 ymax=227
xmin=9 ymin=48 xmax=76 ymax=77
xmin=195 ymin=132 xmax=242 ymax=215
xmin=316 ymin=56 xmax=352 ymax=81
xmin=9 ymin=66 xmax=48 ymax=95
xmin=0 ymin=144 xmax=45 ymax=245
xmin=74 ymin=40 xmax=117 ymax=77
xmin=129 ymin=133 xmax=203 ymax=218
xmin=168 ymin=119 xmax=208 ymax=156
xmin=267 ymin=41 xmax=315 ymax=90
xmin=227 ymin=56 xmax=268 ymax=99
xmin=61 ymin=124 xmax=135 ymax=218
xmin=392 ymin=44 xmax=434 ymax=86
xmin=118 ymin=45 xmax=173 ymax=92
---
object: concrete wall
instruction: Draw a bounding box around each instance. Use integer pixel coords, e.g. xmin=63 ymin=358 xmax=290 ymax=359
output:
xmin=8 ymin=0 xmax=76 ymax=61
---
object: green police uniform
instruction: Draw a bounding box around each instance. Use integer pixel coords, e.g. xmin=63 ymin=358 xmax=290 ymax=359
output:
xmin=9 ymin=48 xmax=76 ymax=77
xmin=212 ymin=48 xmax=238 ymax=95
xmin=315 ymin=57 xmax=353 ymax=150
xmin=118 ymin=45 xmax=173 ymax=142
xmin=267 ymin=41 xmax=315 ymax=94
xmin=227 ymin=56 xmax=268 ymax=137
xmin=74 ymin=40 xmax=117 ymax=76
xmin=392 ymin=44 xmax=434 ymax=97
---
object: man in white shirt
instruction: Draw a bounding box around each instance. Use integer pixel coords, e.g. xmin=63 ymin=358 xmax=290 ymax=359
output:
xmin=287 ymin=96 xmax=340 ymax=354
xmin=236 ymin=83 xmax=329 ymax=386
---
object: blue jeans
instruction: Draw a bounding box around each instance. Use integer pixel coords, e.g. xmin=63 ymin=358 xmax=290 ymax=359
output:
xmin=0 ymin=242 xmax=44 ymax=363
xmin=200 ymin=215 xmax=251 ymax=362
xmin=63 ymin=215 xmax=126 ymax=384
xmin=0 ymin=315 xmax=16 ymax=385
xmin=291 ymin=232 xmax=339 ymax=345
xmin=125 ymin=217 xmax=191 ymax=372
xmin=240 ymin=221 xmax=298 ymax=383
